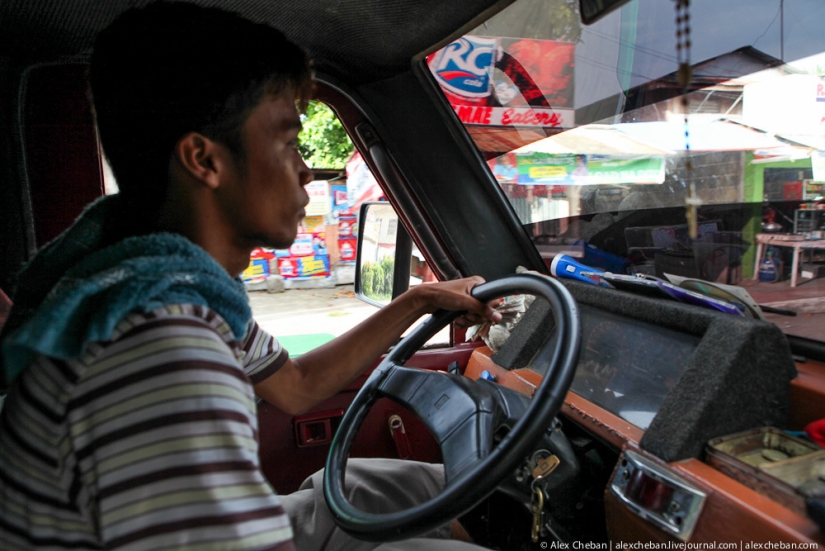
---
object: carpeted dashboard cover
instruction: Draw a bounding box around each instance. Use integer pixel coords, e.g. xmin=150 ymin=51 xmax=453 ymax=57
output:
xmin=492 ymin=280 xmax=797 ymax=462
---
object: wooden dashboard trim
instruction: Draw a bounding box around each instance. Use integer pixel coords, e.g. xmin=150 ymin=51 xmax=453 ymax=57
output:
xmin=464 ymin=346 xmax=825 ymax=543
xmin=671 ymin=456 xmax=822 ymax=541
xmin=790 ymin=357 xmax=825 ymax=431
xmin=606 ymin=445 xmax=822 ymax=543
xmin=562 ymin=392 xmax=644 ymax=449
xmin=464 ymin=346 xmax=644 ymax=449
xmin=466 ymin=347 xmax=825 ymax=449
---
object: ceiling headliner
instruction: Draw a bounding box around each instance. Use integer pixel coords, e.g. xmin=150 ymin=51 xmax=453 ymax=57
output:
xmin=0 ymin=0 xmax=512 ymax=84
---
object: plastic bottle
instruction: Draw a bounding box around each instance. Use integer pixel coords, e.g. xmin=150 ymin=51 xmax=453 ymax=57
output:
xmin=758 ymin=249 xmax=780 ymax=283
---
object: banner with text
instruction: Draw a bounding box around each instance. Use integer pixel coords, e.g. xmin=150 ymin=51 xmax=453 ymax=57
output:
xmin=490 ymin=153 xmax=666 ymax=185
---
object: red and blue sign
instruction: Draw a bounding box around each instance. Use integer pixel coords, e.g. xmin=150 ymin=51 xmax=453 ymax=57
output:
xmin=429 ymin=36 xmax=496 ymax=99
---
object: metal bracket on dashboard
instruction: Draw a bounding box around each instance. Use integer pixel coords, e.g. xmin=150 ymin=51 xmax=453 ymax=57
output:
xmin=610 ymin=449 xmax=706 ymax=541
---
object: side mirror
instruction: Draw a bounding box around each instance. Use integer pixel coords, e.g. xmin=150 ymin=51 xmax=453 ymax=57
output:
xmin=579 ymin=0 xmax=632 ymax=24
xmin=354 ymin=202 xmax=412 ymax=307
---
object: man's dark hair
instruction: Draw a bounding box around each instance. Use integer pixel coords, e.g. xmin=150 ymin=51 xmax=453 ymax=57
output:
xmin=90 ymin=1 xmax=313 ymax=221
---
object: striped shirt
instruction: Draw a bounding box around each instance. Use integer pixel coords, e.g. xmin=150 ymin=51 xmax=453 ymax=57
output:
xmin=0 ymin=304 xmax=293 ymax=550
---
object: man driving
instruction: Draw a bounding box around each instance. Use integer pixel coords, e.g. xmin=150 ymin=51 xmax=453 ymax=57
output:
xmin=0 ymin=2 xmax=498 ymax=549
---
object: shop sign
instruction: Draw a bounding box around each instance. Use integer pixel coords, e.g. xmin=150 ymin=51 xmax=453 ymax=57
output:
xmin=241 ymin=259 xmax=269 ymax=283
xmin=305 ymin=181 xmax=331 ymax=216
xmin=453 ymin=105 xmax=572 ymax=127
xmin=490 ymin=153 xmax=665 ymax=185
xmin=289 ymin=233 xmax=315 ymax=257
xmin=429 ymin=35 xmax=576 ymax=128
xmin=346 ymin=152 xmax=383 ymax=207
xmin=278 ymin=256 xmax=330 ymax=279
xmin=277 ymin=225 xmax=331 ymax=279
xmin=331 ymin=184 xmax=349 ymax=211
xmin=430 ymin=36 xmax=496 ymax=100
xmin=241 ymin=248 xmax=275 ymax=284
xmin=813 ymin=151 xmax=825 ymax=183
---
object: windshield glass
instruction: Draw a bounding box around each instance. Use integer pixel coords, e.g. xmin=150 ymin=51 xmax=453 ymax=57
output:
xmin=428 ymin=0 xmax=825 ymax=343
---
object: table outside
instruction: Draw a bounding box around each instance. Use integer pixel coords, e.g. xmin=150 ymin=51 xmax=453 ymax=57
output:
xmin=753 ymin=233 xmax=825 ymax=288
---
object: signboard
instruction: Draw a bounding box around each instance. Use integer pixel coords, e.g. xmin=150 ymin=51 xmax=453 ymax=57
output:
xmin=331 ymin=183 xmax=349 ymax=211
xmin=813 ymin=151 xmax=825 ymax=183
xmin=277 ymin=255 xmax=331 ymax=279
xmin=305 ymin=180 xmax=331 ymax=216
xmin=452 ymin=105 xmax=572 ymax=128
xmin=345 ymin=152 xmax=383 ymax=208
xmin=241 ymin=248 xmax=275 ymax=284
xmin=339 ymin=237 xmax=357 ymax=262
xmin=337 ymin=213 xmax=358 ymax=265
xmin=274 ymin=216 xmax=331 ymax=279
xmin=428 ymin=35 xmax=575 ymax=128
xmin=744 ymin=75 xmax=825 ymax=135
xmin=490 ymin=153 xmax=665 ymax=185
xmin=431 ymin=36 xmax=497 ymax=102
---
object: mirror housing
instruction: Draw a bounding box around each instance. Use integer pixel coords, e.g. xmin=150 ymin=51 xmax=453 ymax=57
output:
xmin=354 ymin=202 xmax=412 ymax=307
xmin=579 ymin=0 xmax=633 ymax=24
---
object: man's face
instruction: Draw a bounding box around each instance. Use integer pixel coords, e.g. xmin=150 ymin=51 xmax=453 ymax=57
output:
xmin=218 ymin=92 xmax=312 ymax=250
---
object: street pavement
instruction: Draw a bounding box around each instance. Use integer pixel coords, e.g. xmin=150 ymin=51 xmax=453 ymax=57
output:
xmin=248 ymin=285 xmax=377 ymax=354
xmin=247 ymin=284 xmax=453 ymax=354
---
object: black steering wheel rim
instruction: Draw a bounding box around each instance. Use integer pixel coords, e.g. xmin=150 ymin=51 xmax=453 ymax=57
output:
xmin=323 ymin=273 xmax=581 ymax=541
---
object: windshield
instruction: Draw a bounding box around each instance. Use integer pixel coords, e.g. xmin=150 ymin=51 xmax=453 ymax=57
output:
xmin=428 ymin=0 xmax=825 ymax=343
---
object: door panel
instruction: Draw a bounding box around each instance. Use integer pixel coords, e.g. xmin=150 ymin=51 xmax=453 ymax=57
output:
xmin=257 ymin=343 xmax=481 ymax=494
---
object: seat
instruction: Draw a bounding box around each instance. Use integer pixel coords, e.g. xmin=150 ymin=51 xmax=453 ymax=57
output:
xmin=23 ymin=63 xmax=105 ymax=248
xmin=0 ymin=287 xmax=10 ymax=333
xmin=0 ymin=286 xmax=11 ymax=402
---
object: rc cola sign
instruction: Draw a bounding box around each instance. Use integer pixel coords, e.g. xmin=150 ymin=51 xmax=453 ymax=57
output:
xmin=430 ymin=36 xmax=497 ymax=102
xmin=428 ymin=35 xmax=576 ymax=128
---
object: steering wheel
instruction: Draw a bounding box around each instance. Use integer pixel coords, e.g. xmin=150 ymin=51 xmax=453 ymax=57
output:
xmin=324 ymin=273 xmax=581 ymax=541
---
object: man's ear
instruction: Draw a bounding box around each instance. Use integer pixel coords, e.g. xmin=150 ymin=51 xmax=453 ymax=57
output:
xmin=173 ymin=132 xmax=231 ymax=190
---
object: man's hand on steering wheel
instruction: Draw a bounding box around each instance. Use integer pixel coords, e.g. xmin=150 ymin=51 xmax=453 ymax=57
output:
xmin=405 ymin=276 xmax=504 ymax=328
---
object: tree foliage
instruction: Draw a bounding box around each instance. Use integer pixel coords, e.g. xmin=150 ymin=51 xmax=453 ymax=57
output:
xmin=298 ymin=101 xmax=355 ymax=169
xmin=362 ymin=257 xmax=395 ymax=301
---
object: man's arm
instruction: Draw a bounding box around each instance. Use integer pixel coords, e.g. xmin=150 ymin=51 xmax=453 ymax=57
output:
xmin=253 ymin=276 xmax=501 ymax=416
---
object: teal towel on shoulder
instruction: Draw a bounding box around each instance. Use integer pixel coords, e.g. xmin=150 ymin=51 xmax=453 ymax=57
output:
xmin=1 ymin=195 xmax=251 ymax=386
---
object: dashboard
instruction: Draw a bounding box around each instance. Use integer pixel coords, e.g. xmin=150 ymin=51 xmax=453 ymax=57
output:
xmin=485 ymin=280 xmax=796 ymax=461
xmin=568 ymin=304 xmax=699 ymax=430
xmin=464 ymin=280 xmax=823 ymax=545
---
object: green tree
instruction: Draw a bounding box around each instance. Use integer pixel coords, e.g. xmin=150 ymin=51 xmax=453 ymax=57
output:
xmin=298 ymin=101 xmax=355 ymax=168
xmin=362 ymin=262 xmax=375 ymax=297
xmin=372 ymin=264 xmax=386 ymax=298
xmin=361 ymin=260 xmax=394 ymax=300
xmin=380 ymin=256 xmax=395 ymax=296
